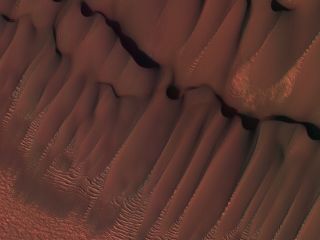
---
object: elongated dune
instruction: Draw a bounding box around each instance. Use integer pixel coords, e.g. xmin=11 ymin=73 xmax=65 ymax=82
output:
xmin=0 ymin=0 xmax=320 ymax=239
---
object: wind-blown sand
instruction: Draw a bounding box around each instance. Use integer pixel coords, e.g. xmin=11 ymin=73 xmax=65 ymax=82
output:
xmin=0 ymin=0 xmax=320 ymax=239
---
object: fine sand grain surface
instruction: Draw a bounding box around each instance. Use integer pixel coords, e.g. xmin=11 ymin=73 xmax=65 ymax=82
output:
xmin=0 ymin=0 xmax=320 ymax=239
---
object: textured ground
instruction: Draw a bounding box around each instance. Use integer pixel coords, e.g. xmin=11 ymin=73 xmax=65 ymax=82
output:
xmin=0 ymin=0 xmax=320 ymax=239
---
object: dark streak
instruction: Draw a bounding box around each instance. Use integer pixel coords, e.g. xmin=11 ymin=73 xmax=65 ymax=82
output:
xmin=240 ymin=114 xmax=259 ymax=130
xmin=270 ymin=115 xmax=320 ymax=140
xmin=1 ymin=14 xmax=15 ymax=22
xmin=186 ymin=87 xmax=320 ymax=138
xmin=217 ymin=95 xmax=237 ymax=118
xmin=305 ymin=123 xmax=320 ymax=140
xmin=166 ymin=84 xmax=180 ymax=100
xmin=80 ymin=1 xmax=94 ymax=17
xmin=52 ymin=27 xmax=57 ymax=43
xmin=271 ymin=0 xmax=290 ymax=12
xmin=97 ymin=82 xmax=120 ymax=98
xmin=76 ymin=2 xmax=160 ymax=69
xmin=104 ymin=17 xmax=160 ymax=69
xmin=55 ymin=47 xmax=62 ymax=57
xmin=272 ymin=115 xmax=295 ymax=123
xmin=52 ymin=27 xmax=62 ymax=57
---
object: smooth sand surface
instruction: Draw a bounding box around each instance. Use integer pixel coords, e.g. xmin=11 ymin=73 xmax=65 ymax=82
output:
xmin=0 ymin=0 xmax=320 ymax=239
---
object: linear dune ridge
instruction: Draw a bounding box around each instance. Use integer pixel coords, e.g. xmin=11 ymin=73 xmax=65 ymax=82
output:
xmin=0 ymin=0 xmax=320 ymax=239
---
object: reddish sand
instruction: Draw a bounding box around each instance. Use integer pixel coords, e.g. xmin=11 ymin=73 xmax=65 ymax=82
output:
xmin=0 ymin=0 xmax=320 ymax=239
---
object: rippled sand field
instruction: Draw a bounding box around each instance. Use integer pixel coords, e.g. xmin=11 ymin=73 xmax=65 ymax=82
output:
xmin=0 ymin=0 xmax=320 ymax=239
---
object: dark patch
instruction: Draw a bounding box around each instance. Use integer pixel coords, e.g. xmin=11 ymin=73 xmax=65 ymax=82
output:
xmin=120 ymin=34 xmax=160 ymax=68
xmin=221 ymin=103 xmax=237 ymax=118
xmin=104 ymin=17 xmax=160 ymax=69
xmin=241 ymin=115 xmax=259 ymax=130
xmin=97 ymin=82 xmax=120 ymax=98
xmin=166 ymin=84 xmax=180 ymax=100
xmin=215 ymin=95 xmax=237 ymax=118
xmin=273 ymin=115 xmax=296 ymax=123
xmin=238 ymin=0 xmax=252 ymax=39
xmin=200 ymin=0 xmax=207 ymax=10
xmin=72 ymin=4 xmax=160 ymax=68
xmin=1 ymin=14 xmax=15 ymax=22
xmin=272 ymin=115 xmax=320 ymax=140
xmin=80 ymin=1 xmax=94 ymax=17
xmin=52 ymin=27 xmax=58 ymax=43
xmin=52 ymin=28 xmax=62 ymax=57
xmin=305 ymin=123 xmax=320 ymax=140
xmin=55 ymin=47 xmax=62 ymax=57
xmin=271 ymin=0 xmax=290 ymax=11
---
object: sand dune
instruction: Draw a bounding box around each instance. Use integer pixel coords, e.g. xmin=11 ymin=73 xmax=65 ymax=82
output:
xmin=0 ymin=0 xmax=319 ymax=239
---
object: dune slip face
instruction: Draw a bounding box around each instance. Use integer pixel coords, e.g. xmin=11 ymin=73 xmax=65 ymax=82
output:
xmin=0 ymin=0 xmax=320 ymax=239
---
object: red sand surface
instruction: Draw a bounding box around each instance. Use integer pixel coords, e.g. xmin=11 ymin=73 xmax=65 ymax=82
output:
xmin=0 ymin=0 xmax=320 ymax=239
